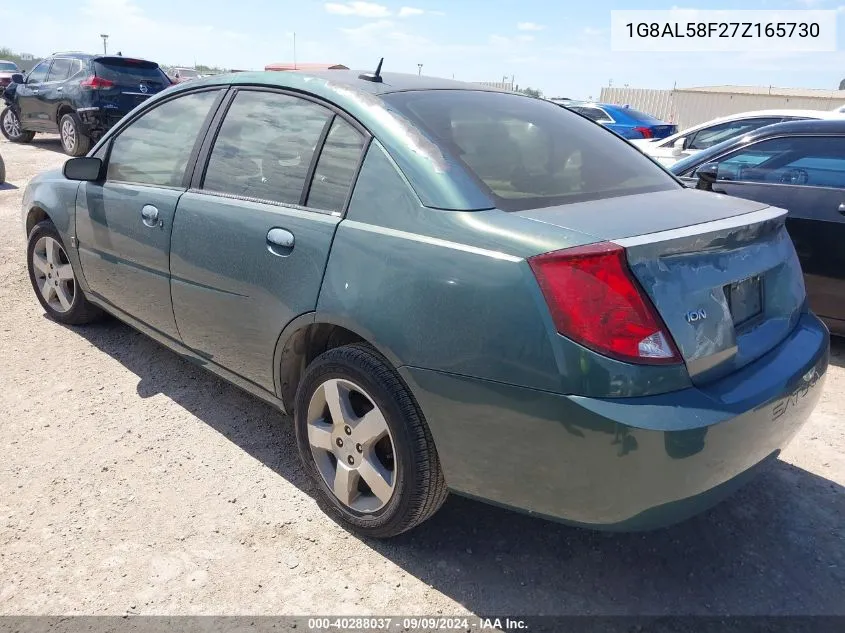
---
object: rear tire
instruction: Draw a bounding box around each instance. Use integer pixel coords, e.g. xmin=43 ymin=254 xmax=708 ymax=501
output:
xmin=26 ymin=220 xmax=104 ymax=325
xmin=1 ymin=107 xmax=35 ymax=143
xmin=59 ymin=113 xmax=91 ymax=157
xmin=294 ymin=343 xmax=448 ymax=538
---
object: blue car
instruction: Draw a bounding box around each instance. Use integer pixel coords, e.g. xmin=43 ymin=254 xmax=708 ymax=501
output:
xmin=560 ymin=101 xmax=677 ymax=140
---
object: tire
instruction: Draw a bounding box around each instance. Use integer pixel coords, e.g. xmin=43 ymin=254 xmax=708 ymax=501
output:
xmin=294 ymin=343 xmax=448 ymax=538
xmin=59 ymin=112 xmax=91 ymax=157
xmin=1 ymin=107 xmax=35 ymax=143
xmin=26 ymin=220 xmax=104 ymax=325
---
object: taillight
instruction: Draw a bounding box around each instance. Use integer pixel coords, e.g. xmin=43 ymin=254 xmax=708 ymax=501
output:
xmin=634 ymin=126 xmax=654 ymax=138
xmin=80 ymin=76 xmax=114 ymax=90
xmin=528 ymin=242 xmax=681 ymax=365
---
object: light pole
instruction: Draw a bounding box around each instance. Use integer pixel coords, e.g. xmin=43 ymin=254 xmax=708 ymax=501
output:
xmin=100 ymin=34 xmax=109 ymax=55
xmin=417 ymin=63 xmax=423 ymax=76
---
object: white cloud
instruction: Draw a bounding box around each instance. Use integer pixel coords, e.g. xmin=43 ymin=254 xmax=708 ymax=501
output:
xmin=517 ymin=22 xmax=545 ymax=31
xmin=398 ymin=7 xmax=424 ymax=17
xmin=324 ymin=2 xmax=390 ymax=17
xmin=341 ymin=19 xmax=430 ymax=48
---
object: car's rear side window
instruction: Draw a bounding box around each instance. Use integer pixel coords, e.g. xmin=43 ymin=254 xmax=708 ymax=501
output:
xmin=107 ymin=90 xmax=219 ymax=187
xmin=202 ymin=91 xmax=333 ymax=205
xmin=306 ymin=118 xmax=365 ymax=212
xmin=385 ymin=90 xmax=678 ymax=211
xmin=46 ymin=58 xmax=73 ymax=82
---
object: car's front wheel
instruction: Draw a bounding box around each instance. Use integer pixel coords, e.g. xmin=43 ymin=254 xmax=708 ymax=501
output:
xmin=294 ymin=343 xmax=448 ymax=538
xmin=1 ymin=107 xmax=35 ymax=143
xmin=59 ymin=113 xmax=91 ymax=157
xmin=26 ymin=220 xmax=104 ymax=325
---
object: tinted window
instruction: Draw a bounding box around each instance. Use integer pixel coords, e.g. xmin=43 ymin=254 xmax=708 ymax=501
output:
xmin=94 ymin=60 xmax=169 ymax=86
xmin=687 ymin=118 xmax=784 ymax=150
xmin=107 ymin=90 xmax=219 ymax=186
xmin=46 ymin=58 xmax=73 ymax=82
xmin=385 ymin=91 xmax=677 ymax=211
xmin=203 ymin=91 xmax=331 ymax=205
xmin=26 ymin=61 xmax=50 ymax=84
xmin=306 ymin=118 xmax=365 ymax=212
xmin=713 ymin=136 xmax=845 ymax=188
xmin=569 ymin=106 xmax=612 ymax=123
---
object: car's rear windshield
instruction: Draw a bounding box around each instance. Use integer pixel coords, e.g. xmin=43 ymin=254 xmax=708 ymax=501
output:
xmin=621 ymin=107 xmax=666 ymax=124
xmin=384 ymin=90 xmax=678 ymax=211
xmin=0 ymin=62 xmax=17 ymax=71
xmin=94 ymin=59 xmax=169 ymax=84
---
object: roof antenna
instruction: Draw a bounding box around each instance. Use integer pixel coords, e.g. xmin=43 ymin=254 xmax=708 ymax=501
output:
xmin=359 ymin=57 xmax=384 ymax=83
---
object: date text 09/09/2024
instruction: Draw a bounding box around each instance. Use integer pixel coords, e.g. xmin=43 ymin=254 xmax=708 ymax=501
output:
xmin=625 ymin=22 xmax=821 ymax=38
xmin=307 ymin=617 xmax=528 ymax=631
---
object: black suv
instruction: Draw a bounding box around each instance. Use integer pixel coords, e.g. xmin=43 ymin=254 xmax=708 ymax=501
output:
xmin=1 ymin=53 xmax=171 ymax=156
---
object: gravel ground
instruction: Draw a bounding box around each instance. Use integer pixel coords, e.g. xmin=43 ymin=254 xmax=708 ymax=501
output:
xmin=1 ymin=136 xmax=844 ymax=617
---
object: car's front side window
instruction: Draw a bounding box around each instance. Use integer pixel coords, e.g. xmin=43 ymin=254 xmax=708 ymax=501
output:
xmin=202 ymin=90 xmax=332 ymax=205
xmin=107 ymin=89 xmax=220 ymax=187
xmin=713 ymin=136 xmax=845 ymax=188
xmin=26 ymin=61 xmax=51 ymax=84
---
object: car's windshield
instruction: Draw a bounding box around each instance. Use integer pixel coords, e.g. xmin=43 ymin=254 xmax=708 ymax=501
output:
xmin=385 ymin=90 xmax=679 ymax=211
xmin=0 ymin=62 xmax=17 ymax=71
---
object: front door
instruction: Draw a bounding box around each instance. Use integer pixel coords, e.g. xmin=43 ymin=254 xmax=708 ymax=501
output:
xmin=16 ymin=60 xmax=52 ymax=131
xmin=706 ymin=134 xmax=845 ymax=329
xmin=75 ymin=88 xmax=223 ymax=340
xmin=170 ymin=89 xmax=367 ymax=390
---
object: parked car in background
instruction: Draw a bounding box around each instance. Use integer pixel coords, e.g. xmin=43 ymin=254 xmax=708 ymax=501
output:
xmin=670 ymin=119 xmax=845 ymax=335
xmin=1 ymin=53 xmax=171 ymax=156
xmin=20 ymin=70 xmax=828 ymax=537
xmin=633 ymin=109 xmax=843 ymax=166
xmin=559 ymin=101 xmax=677 ymax=139
xmin=169 ymin=67 xmax=201 ymax=83
xmin=0 ymin=60 xmax=20 ymax=94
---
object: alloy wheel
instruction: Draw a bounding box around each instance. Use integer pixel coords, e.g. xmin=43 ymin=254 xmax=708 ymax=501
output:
xmin=2 ymin=109 xmax=21 ymax=138
xmin=306 ymin=378 xmax=397 ymax=513
xmin=32 ymin=236 xmax=76 ymax=313
xmin=61 ymin=119 xmax=76 ymax=153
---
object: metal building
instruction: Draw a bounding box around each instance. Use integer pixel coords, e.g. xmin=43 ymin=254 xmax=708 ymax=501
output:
xmin=599 ymin=85 xmax=845 ymax=130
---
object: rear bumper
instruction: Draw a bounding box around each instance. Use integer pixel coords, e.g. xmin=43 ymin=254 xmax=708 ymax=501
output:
xmin=76 ymin=107 xmax=125 ymax=137
xmin=400 ymin=312 xmax=829 ymax=530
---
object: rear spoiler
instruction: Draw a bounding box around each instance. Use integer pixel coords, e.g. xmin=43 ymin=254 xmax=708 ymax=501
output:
xmin=92 ymin=56 xmax=160 ymax=69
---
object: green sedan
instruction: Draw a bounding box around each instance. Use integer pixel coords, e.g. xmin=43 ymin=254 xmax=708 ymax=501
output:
xmin=21 ymin=69 xmax=829 ymax=537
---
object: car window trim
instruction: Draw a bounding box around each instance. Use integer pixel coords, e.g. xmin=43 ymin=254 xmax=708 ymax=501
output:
xmin=192 ymin=85 xmax=373 ymax=215
xmin=99 ymin=86 xmax=228 ymax=189
xmin=684 ymin=133 xmax=845 ymax=184
xmin=299 ymin=114 xmax=335 ymax=207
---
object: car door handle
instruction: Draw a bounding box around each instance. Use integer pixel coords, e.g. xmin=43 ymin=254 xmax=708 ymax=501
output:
xmin=267 ymin=228 xmax=295 ymax=256
xmin=56 ymin=86 xmax=63 ymax=92
xmin=141 ymin=205 xmax=161 ymax=228
xmin=838 ymin=203 xmax=845 ymax=215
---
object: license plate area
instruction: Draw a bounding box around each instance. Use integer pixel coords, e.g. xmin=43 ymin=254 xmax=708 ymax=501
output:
xmin=725 ymin=275 xmax=763 ymax=329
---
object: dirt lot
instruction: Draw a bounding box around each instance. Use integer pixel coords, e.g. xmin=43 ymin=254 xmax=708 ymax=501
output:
xmin=1 ymin=136 xmax=844 ymax=618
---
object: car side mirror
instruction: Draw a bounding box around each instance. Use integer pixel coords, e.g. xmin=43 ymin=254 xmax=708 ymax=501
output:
xmin=64 ymin=157 xmax=103 ymax=181
xmin=672 ymin=137 xmax=685 ymax=156
xmin=11 ymin=73 xmax=24 ymax=84
xmin=696 ymin=162 xmax=719 ymax=191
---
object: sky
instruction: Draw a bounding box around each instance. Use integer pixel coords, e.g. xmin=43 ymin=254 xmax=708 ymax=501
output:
xmin=3 ymin=0 xmax=845 ymax=99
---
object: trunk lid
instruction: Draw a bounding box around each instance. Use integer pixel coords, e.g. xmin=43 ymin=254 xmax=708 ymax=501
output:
xmin=650 ymin=124 xmax=677 ymax=139
xmin=516 ymin=189 xmax=806 ymax=385
xmin=92 ymin=57 xmax=170 ymax=113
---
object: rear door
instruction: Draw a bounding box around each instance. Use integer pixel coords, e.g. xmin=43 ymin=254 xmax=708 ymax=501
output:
xmin=169 ymin=88 xmax=368 ymax=390
xmin=75 ymin=88 xmax=223 ymax=340
xmin=699 ymin=134 xmax=845 ymax=330
xmin=91 ymin=57 xmax=171 ymax=115
xmin=40 ymin=57 xmax=77 ymax=127
xmin=16 ymin=60 xmax=52 ymax=130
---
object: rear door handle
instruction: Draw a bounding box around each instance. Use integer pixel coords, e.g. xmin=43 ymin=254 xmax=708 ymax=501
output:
xmin=267 ymin=228 xmax=295 ymax=256
xmin=56 ymin=86 xmax=63 ymax=92
xmin=838 ymin=203 xmax=845 ymax=215
xmin=141 ymin=204 xmax=161 ymax=228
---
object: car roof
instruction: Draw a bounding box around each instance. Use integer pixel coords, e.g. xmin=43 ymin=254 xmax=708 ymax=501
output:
xmin=670 ymin=118 xmax=845 ymax=173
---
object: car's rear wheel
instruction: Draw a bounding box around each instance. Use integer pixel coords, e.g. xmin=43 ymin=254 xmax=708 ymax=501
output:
xmin=1 ymin=107 xmax=35 ymax=143
xmin=294 ymin=343 xmax=448 ymax=538
xmin=26 ymin=220 xmax=104 ymax=325
xmin=59 ymin=113 xmax=91 ymax=157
